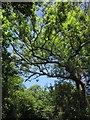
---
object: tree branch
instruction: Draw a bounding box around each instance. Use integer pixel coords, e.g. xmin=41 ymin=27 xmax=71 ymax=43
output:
xmin=68 ymin=40 xmax=90 ymax=60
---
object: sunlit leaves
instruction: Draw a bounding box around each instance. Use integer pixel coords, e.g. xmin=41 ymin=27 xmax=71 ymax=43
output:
xmin=2 ymin=2 xmax=90 ymax=95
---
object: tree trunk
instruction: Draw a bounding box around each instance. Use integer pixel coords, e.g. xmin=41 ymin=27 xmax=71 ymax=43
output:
xmin=75 ymin=81 xmax=86 ymax=110
xmin=76 ymin=80 xmax=85 ymax=95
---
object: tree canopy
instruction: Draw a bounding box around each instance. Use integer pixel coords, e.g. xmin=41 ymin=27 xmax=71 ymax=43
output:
xmin=2 ymin=2 xmax=90 ymax=94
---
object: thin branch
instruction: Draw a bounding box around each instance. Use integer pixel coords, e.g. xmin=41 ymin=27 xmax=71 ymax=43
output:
xmin=11 ymin=43 xmax=31 ymax=64
xmin=68 ymin=40 xmax=90 ymax=60
xmin=25 ymin=69 xmax=72 ymax=81
xmin=32 ymin=46 xmax=62 ymax=59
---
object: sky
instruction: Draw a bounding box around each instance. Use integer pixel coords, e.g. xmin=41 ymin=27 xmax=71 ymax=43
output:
xmin=23 ymin=76 xmax=58 ymax=88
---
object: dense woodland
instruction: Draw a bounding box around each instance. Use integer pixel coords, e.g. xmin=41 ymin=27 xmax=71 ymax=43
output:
xmin=1 ymin=1 xmax=90 ymax=120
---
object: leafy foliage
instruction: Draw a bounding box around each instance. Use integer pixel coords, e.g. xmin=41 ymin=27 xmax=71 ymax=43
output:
xmin=2 ymin=2 xmax=90 ymax=120
xmin=2 ymin=2 xmax=90 ymax=94
xmin=49 ymin=82 xmax=90 ymax=120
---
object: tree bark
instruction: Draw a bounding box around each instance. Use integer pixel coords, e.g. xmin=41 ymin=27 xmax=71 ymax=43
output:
xmin=76 ymin=80 xmax=85 ymax=95
xmin=75 ymin=80 xmax=86 ymax=110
